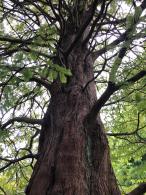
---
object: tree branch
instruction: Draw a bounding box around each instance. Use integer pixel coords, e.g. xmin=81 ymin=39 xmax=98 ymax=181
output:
xmin=0 ymin=153 xmax=38 ymax=172
xmin=86 ymin=82 xmax=119 ymax=123
xmin=30 ymin=76 xmax=51 ymax=90
xmin=107 ymin=112 xmax=146 ymax=137
xmin=93 ymin=1 xmax=146 ymax=61
xmin=117 ymin=70 xmax=146 ymax=88
xmin=127 ymin=183 xmax=146 ymax=195
xmin=0 ymin=36 xmax=33 ymax=45
xmin=83 ymin=0 xmax=107 ymax=45
xmin=65 ymin=0 xmax=100 ymax=56
xmin=0 ymin=186 xmax=7 ymax=195
xmin=126 ymin=70 xmax=146 ymax=83
xmin=1 ymin=117 xmax=43 ymax=130
xmin=87 ymin=69 xmax=146 ymax=123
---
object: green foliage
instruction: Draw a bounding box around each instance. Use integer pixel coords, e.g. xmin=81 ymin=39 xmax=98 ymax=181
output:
xmin=23 ymin=69 xmax=33 ymax=81
xmin=99 ymin=47 xmax=146 ymax=193
xmin=0 ymin=165 xmax=33 ymax=195
xmin=47 ymin=61 xmax=72 ymax=83
xmin=106 ymin=79 xmax=146 ymax=193
xmin=109 ymin=57 xmax=122 ymax=82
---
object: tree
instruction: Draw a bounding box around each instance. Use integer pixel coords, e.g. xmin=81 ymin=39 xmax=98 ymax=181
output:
xmin=0 ymin=0 xmax=146 ymax=194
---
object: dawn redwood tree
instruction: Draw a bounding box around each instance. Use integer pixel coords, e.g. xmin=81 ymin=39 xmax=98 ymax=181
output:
xmin=0 ymin=0 xmax=146 ymax=194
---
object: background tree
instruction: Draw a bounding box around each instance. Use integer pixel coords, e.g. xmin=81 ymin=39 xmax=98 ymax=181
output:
xmin=0 ymin=0 xmax=146 ymax=194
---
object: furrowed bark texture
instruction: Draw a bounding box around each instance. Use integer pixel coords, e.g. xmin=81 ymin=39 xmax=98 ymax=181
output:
xmin=26 ymin=37 xmax=121 ymax=195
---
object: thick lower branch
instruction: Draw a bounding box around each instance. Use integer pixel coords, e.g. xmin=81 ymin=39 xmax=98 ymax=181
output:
xmin=127 ymin=183 xmax=146 ymax=195
xmin=86 ymin=82 xmax=119 ymax=123
xmin=87 ymin=69 xmax=146 ymax=124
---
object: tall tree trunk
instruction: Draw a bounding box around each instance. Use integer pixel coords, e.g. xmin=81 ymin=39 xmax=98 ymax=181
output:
xmin=25 ymin=44 xmax=121 ymax=195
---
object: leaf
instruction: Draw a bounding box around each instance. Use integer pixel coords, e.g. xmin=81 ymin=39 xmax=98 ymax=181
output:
xmin=23 ymin=69 xmax=33 ymax=81
xmin=126 ymin=15 xmax=134 ymax=29
xmin=46 ymin=61 xmax=72 ymax=81
xmin=134 ymin=6 xmax=142 ymax=22
xmin=40 ymin=67 xmax=48 ymax=77
xmin=135 ymin=93 xmax=141 ymax=103
xmin=52 ymin=70 xmax=58 ymax=80
xmin=0 ymin=130 xmax=9 ymax=141
xmin=59 ymin=72 xmax=67 ymax=83
xmin=30 ymin=52 xmax=38 ymax=61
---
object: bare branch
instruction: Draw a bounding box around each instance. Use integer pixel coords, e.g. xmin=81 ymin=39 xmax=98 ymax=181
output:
xmin=1 ymin=117 xmax=43 ymax=130
xmin=126 ymin=70 xmax=146 ymax=83
xmin=0 ymin=186 xmax=7 ymax=195
xmin=30 ymin=76 xmax=51 ymax=90
xmin=107 ymin=112 xmax=146 ymax=137
xmin=0 ymin=35 xmax=33 ymax=44
xmin=93 ymin=0 xmax=146 ymax=61
xmin=0 ymin=153 xmax=38 ymax=172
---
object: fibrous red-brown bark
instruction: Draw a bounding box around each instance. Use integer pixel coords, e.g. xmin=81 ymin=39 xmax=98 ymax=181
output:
xmin=25 ymin=35 xmax=121 ymax=195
